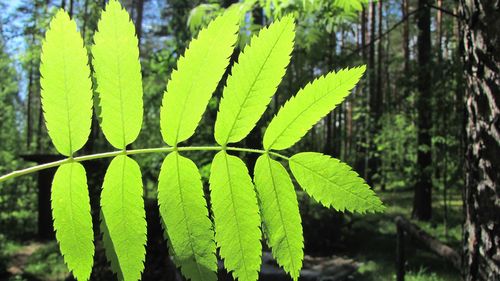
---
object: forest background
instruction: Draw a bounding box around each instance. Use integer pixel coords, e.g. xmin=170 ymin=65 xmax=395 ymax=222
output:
xmin=0 ymin=0 xmax=497 ymax=280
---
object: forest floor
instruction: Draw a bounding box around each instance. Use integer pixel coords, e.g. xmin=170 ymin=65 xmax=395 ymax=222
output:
xmin=0 ymin=188 xmax=463 ymax=281
xmin=342 ymin=188 xmax=463 ymax=281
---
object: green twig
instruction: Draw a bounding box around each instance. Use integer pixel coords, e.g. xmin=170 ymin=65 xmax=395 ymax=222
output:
xmin=0 ymin=146 xmax=290 ymax=183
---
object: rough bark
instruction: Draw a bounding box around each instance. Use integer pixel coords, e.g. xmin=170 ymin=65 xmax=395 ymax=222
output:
xmin=460 ymin=0 xmax=500 ymax=280
xmin=412 ymin=0 xmax=433 ymax=221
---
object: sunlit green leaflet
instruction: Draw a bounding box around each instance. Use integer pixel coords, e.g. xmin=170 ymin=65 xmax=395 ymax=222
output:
xmin=0 ymin=2 xmax=387 ymax=281
xmin=40 ymin=9 xmax=94 ymax=281
xmin=158 ymin=152 xmax=217 ymax=281
xmin=93 ymin=2 xmax=147 ymax=280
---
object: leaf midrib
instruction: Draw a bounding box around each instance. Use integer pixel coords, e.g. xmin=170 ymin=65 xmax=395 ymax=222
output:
xmin=173 ymin=19 xmax=228 ymax=145
xmin=174 ymin=153 xmax=208 ymax=280
xmin=265 ymin=155 xmax=298 ymax=275
xmin=290 ymin=157 xmax=380 ymax=210
xmin=110 ymin=7 xmax=127 ymax=148
xmin=61 ymin=29 xmax=73 ymax=155
xmin=222 ymin=152 xmax=252 ymax=280
xmin=221 ymin=20 xmax=291 ymax=145
xmin=266 ymin=73 xmax=359 ymax=150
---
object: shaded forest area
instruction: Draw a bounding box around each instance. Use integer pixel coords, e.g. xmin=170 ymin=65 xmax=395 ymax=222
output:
xmin=0 ymin=0 xmax=498 ymax=281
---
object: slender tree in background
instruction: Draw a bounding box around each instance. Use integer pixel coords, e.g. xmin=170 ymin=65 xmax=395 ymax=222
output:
xmin=460 ymin=0 xmax=500 ymax=280
xmin=376 ymin=0 xmax=384 ymax=190
xmin=413 ymin=0 xmax=432 ymax=221
xmin=135 ymin=0 xmax=145 ymax=45
xmin=367 ymin=0 xmax=379 ymax=186
xmin=355 ymin=6 xmax=369 ymax=180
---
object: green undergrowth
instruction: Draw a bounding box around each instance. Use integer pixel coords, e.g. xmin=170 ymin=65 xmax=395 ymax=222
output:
xmin=344 ymin=188 xmax=462 ymax=281
xmin=23 ymin=242 xmax=68 ymax=281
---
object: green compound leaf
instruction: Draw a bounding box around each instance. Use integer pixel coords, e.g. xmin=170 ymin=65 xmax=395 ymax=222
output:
xmin=100 ymin=155 xmax=146 ymax=281
xmin=51 ymin=162 xmax=94 ymax=281
xmin=289 ymin=152 xmax=385 ymax=213
xmin=254 ymin=154 xmax=303 ymax=281
xmin=263 ymin=66 xmax=366 ymax=150
xmin=209 ymin=151 xmax=261 ymax=281
xmin=160 ymin=9 xmax=239 ymax=146
xmin=40 ymin=10 xmax=93 ymax=156
xmin=214 ymin=15 xmax=295 ymax=145
xmin=158 ymin=152 xmax=217 ymax=281
xmin=92 ymin=0 xmax=143 ymax=149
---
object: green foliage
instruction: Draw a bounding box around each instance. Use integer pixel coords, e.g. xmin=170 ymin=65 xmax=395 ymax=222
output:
xmin=2 ymin=3 xmax=385 ymax=281
xmin=254 ymin=154 xmax=303 ymax=280
xmin=40 ymin=10 xmax=93 ymax=156
xmin=289 ymin=152 xmax=384 ymax=213
xmin=160 ymin=9 xmax=239 ymax=146
xmin=51 ymin=162 xmax=94 ymax=281
xmin=92 ymin=0 xmax=143 ymax=149
xmin=374 ymin=113 xmax=417 ymax=189
xmin=209 ymin=151 xmax=262 ymax=281
xmin=215 ymin=15 xmax=295 ymax=145
xmin=158 ymin=152 xmax=217 ymax=281
xmin=101 ymin=155 xmax=146 ymax=281
xmin=187 ymin=4 xmax=221 ymax=34
xmin=263 ymin=66 xmax=366 ymax=150
xmin=24 ymin=242 xmax=69 ymax=280
xmin=333 ymin=0 xmax=370 ymax=12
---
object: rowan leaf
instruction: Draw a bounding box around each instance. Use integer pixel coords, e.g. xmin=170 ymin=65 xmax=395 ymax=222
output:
xmin=92 ymin=0 xmax=143 ymax=149
xmin=263 ymin=66 xmax=366 ymax=150
xmin=289 ymin=152 xmax=384 ymax=213
xmin=158 ymin=152 xmax=217 ymax=281
xmin=160 ymin=9 xmax=239 ymax=146
xmin=214 ymin=15 xmax=295 ymax=145
xmin=254 ymin=154 xmax=303 ymax=280
xmin=100 ymin=155 xmax=146 ymax=281
xmin=51 ymin=162 xmax=94 ymax=281
xmin=40 ymin=10 xmax=93 ymax=156
xmin=209 ymin=151 xmax=261 ymax=281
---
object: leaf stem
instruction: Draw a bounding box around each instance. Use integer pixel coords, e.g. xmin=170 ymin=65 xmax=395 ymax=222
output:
xmin=0 ymin=146 xmax=290 ymax=183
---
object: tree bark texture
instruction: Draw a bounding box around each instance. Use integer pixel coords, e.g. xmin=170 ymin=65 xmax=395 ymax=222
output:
xmin=460 ymin=0 xmax=500 ymax=280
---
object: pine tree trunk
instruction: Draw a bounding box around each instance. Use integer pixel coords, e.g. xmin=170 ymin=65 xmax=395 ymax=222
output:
xmin=436 ymin=0 xmax=443 ymax=62
xmin=377 ymin=0 xmax=384 ymax=190
xmin=355 ymin=7 xmax=368 ymax=179
xmin=460 ymin=1 xmax=500 ymax=280
xmin=324 ymin=31 xmax=336 ymax=157
xmin=68 ymin=0 xmax=74 ymax=17
xmin=412 ymin=0 xmax=432 ymax=221
xmin=367 ymin=0 xmax=378 ymax=186
xmin=135 ymin=0 xmax=145 ymax=45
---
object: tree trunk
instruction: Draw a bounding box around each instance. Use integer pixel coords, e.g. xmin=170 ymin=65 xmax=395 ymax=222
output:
xmin=68 ymin=0 xmax=74 ymax=17
xmin=135 ymin=0 xmax=145 ymax=46
xmin=324 ymin=31 xmax=337 ymax=157
xmin=377 ymin=0 xmax=384 ymax=190
xmin=412 ymin=0 xmax=432 ymax=221
xmin=460 ymin=1 xmax=500 ymax=280
xmin=402 ymin=0 xmax=410 ymax=73
xmin=436 ymin=0 xmax=443 ymax=62
xmin=354 ymin=7 xmax=368 ymax=180
xmin=81 ymin=0 xmax=89 ymax=39
xmin=367 ymin=0 xmax=380 ymax=186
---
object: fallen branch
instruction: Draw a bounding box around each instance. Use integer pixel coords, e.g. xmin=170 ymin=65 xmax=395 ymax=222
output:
xmin=395 ymin=216 xmax=461 ymax=270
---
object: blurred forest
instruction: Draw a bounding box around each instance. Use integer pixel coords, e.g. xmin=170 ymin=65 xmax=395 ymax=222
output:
xmin=0 ymin=0 xmax=498 ymax=281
